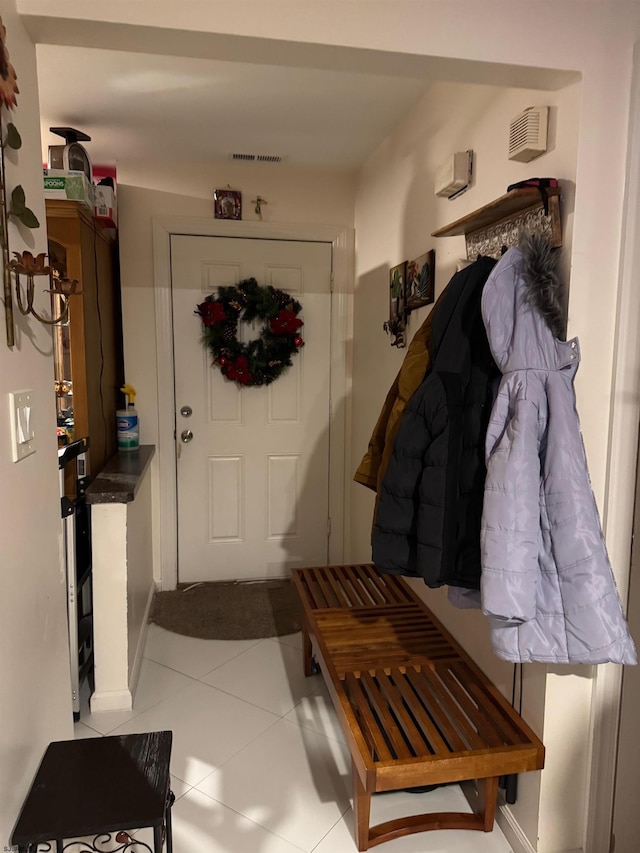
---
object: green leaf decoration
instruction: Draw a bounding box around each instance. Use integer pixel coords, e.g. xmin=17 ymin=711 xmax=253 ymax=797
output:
xmin=18 ymin=208 xmax=40 ymax=229
xmin=10 ymin=185 xmax=26 ymax=215
xmin=5 ymin=123 xmax=22 ymax=150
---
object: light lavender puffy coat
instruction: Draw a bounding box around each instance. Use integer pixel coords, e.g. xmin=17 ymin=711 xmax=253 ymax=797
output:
xmin=480 ymin=240 xmax=636 ymax=665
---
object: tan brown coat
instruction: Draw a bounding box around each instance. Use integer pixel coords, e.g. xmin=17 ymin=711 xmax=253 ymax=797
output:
xmin=354 ymin=306 xmax=439 ymax=495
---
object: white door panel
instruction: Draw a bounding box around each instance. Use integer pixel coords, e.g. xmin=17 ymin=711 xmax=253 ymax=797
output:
xmin=171 ymin=235 xmax=332 ymax=582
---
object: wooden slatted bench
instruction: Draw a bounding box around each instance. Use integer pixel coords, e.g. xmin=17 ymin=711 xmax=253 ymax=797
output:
xmin=291 ymin=563 xmax=544 ymax=851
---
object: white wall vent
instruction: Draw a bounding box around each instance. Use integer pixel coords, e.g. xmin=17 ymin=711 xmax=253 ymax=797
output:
xmin=434 ymin=151 xmax=472 ymax=199
xmin=228 ymin=152 xmax=285 ymax=164
xmin=508 ymin=106 xmax=549 ymax=162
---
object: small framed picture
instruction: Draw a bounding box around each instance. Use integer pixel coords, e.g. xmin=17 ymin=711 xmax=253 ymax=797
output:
xmin=385 ymin=261 xmax=408 ymax=348
xmin=406 ymin=249 xmax=435 ymax=311
xmin=214 ymin=189 xmax=242 ymax=220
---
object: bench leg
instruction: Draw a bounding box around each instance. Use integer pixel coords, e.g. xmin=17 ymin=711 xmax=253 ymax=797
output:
xmin=352 ymin=761 xmax=371 ymax=851
xmin=460 ymin=775 xmax=500 ymax=832
xmin=479 ymin=776 xmax=499 ymax=831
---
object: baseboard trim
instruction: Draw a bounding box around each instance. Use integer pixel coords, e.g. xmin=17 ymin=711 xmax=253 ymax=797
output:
xmin=497 ymin=802 xmax=537 ymax=853
xmin=90 ymin=688 xmax=133 ymax=713
xmin=497 ymin=801 xmax=585 ymax=853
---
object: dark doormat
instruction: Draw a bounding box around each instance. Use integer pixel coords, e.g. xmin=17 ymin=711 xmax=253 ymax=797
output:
xmin=149 ymin=578 xmax=302 ymax=640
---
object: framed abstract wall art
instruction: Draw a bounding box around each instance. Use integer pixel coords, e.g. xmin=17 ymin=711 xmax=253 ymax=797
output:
xmin=406 ymin=249 xmax=435 ymax=311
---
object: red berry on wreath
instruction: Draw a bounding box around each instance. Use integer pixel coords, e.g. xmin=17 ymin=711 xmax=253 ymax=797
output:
xmin=294 ymin=336 xmax=304 ymax=347
xmin=218 ymin=356 xmax=227 ymax=366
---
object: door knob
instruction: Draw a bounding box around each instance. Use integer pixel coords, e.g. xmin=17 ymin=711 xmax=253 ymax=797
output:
xmin=180 ymin=429 xmax=194 ymax=443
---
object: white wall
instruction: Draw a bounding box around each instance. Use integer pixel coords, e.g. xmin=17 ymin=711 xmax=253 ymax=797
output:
xmin=116 ymin=158 xmax=356 ymax=582
xmin=90 ymin=468 xmax=154 ymax=711
xmin=0 ymin=0 xmax=73 ymax=843
xmin=90 ymin=502 xmax=128 ymax=708
xmin=126 ymin=469 xmax=154 ymax=678
xmin=351 ymin=79 xmax=584 ymax=851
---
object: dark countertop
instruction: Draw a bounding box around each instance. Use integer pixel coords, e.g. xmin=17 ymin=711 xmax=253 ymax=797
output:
xmin=85 ymin=445 xmax=155 ymax=504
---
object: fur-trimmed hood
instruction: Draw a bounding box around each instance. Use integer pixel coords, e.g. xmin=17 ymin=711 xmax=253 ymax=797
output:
xmin=481 ymin=235 xmax=574 ymax=375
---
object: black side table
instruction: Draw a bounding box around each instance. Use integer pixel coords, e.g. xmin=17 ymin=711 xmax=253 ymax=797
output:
xmin=11 ymin=731 xmax=174 ymax=853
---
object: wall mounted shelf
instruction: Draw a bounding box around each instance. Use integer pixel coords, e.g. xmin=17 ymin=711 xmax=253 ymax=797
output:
xmin=432 ymin=186 xmax=562 ymax=259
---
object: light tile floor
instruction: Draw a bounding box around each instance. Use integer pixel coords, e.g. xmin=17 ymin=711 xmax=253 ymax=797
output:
xmin=75 ymin=624 xmax=514 ymax=853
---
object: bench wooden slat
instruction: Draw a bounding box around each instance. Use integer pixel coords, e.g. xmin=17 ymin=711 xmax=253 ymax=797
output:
xmin=436 ymin=663 xmax=507 ymax=749
xmin=361 ymin=564 xmax=402 ymax=603
xmin=337 ymin=569 xmax=372 ymax=607
xmin=415 ymin=666 xmax=486 ymax=752
xmin=342 ymin=565 xmax=377 ymax=606
xmin=358 ymin=673 xmax=415 ymax=760
xmin=315 ymin=567 xmax=341 ymax=608
xmin=354 ymin=567 xmax=389 ymax=605
xmin=303 ymin=564 xmax=415 ymax=608
xmin=375 ymin=671 xmax=434 ymax=756
xmin=298 ymin=569 xmax=330 ymax=609
xmin=452 ymin=662 xmax=531 ymax=746
xmin=323 ymin=566 xmax=352 ymax=607
xmin=323 ymin=565 xmax=371 ymax=607
xmin=404 ymin=667 xmax=469 ymax=753
xmin=313 ymin=605 xmax=460 ymax=677
xmin=387 ymin=667 xmax=449 ymax=756
xmin=346 ymin=673 xmax=395 ymax=762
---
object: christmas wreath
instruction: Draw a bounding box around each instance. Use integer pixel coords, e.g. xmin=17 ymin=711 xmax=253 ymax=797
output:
xmin=195 ymin=278 xmax=304 ymax=387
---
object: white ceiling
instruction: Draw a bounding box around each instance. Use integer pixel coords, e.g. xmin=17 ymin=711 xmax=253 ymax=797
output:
xmin=36 ymin=44 xmax=433 ymax=172
xmin=35 ymin=38 xmax=577 ymax=174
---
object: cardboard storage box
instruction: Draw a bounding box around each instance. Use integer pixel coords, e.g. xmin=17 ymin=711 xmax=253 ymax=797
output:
xmin=43 ymin=169 xmax=94 ymax=211
xmin=94 ymin=184 xmax=117 ymax=228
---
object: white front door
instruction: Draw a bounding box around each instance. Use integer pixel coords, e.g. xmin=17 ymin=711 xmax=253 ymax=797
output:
xmin=171 ymin=235 xmax=333 ymax=582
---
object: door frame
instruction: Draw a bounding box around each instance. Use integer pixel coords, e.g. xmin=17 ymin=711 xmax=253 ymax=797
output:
xmin=585 ymin=42 xmax=640 ymax=853
xmin=152 ymin=216 xmax=354 ymax=590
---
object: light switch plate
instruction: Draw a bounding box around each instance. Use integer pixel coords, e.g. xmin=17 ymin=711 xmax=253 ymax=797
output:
xmin=9 ymin=389 xmax=36 ymax=462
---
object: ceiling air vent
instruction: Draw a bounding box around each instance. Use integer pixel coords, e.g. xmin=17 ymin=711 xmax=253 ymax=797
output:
xmin=508 ymin=106 xmax=549 ymax=163
xmin=229 ymin=152 xmax=285 ymax=164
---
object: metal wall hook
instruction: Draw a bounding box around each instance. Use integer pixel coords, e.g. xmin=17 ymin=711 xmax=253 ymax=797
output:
xmin=252 ymin=195 xmax=268 ymax=219
xmin=11 ymin=253 xmax=80 ymax=326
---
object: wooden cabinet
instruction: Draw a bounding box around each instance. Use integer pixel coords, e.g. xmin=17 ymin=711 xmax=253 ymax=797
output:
xmin=46 ymin=200 xmax=124 ymax=476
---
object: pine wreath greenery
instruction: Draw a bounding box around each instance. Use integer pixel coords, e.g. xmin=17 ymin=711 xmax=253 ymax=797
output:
xmin=195 ymin=278 xmax=304 ymax=387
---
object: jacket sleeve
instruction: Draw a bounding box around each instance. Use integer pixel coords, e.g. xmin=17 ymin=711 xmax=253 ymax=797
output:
xmin=481 ymin=394 xmax=541 ymax=623
xmin=354 ymin=316 xmax=434 ymax=492
xmin=353 ymin=373 xmax=399 ymax=491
